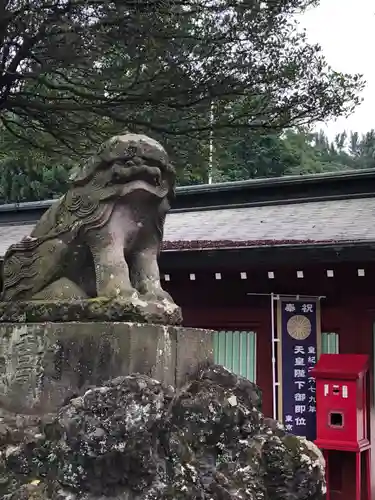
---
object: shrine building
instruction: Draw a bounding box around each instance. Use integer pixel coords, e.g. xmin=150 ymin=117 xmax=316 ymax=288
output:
xmin=1 ymin=168 xmax=375 ymax=500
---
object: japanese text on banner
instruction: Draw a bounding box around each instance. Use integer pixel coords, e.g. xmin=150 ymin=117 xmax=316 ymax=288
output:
xmin=278 ymin=300 xmax=320 ymax=440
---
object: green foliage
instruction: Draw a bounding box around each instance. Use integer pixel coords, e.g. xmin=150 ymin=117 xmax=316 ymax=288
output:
xmin=0 ymin=1 xmax=369 ymax=200
xmin=0 ymin=0 xmax=364 ymax=153
xmin=0 ymin=132 xmax=70 ymax=203
xmin=213 ymin=131 xmax=301 ymax=181
xmin=213 ymin=128 xmax=375 ymax=183
xmin=0 ymin=126 xmax=374 ymax=204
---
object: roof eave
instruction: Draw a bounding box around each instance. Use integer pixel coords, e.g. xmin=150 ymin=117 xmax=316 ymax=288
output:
xmin=162 ymin=239 xmax=375 ymax=252
xmin=159 ymin=239 xmax=375 ymax=270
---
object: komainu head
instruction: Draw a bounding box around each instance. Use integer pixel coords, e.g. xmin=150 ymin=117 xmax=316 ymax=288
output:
xmin=69 ymin=132 xmax=176 ymax=203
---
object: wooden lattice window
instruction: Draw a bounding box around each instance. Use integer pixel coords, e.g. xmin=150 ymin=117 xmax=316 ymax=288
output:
xmin=213 ymin=330 xmax=257 ymax=382
xmin=321 ymin=332 xmax=339 ymax=354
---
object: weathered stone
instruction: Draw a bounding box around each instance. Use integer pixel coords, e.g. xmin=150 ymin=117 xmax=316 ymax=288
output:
xmin=1 ymin=133 xmax=181 ymax=325
xmin=0 ymin=322 xmax=213 ymax=414
xmin=0 ymin=366 xmax=325 ymax=500
xmin=0 ymin=297 xmax=182 ymax=325
xmin=174 ymin=325 xmax=214 ymax=386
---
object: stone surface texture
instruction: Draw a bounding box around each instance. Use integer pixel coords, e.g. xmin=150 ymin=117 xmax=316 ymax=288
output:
xmin=0 ymin=297 xmax=182 ymax=325
xmin=0 ymin=322 xmax=213 ymax=414
xmin=1 ymin=133 xmax=180 ymax=325
xmin=0 ymin=365 xmax=325 ymax=500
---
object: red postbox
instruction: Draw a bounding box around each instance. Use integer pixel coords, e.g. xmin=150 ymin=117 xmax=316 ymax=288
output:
xmin=311 ymin=354 xmax=371 ymax=500
xmin=311 ymin=354 xmax=369 ymax=451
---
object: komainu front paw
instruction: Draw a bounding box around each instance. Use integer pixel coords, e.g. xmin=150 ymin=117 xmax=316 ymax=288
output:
xmin=97 ymin=285 xmax=139 ymax=301
xmin=141 ymin=287 xmax=175 ymax=305
xmin=134 ymin=284 xmax=182 ymax=324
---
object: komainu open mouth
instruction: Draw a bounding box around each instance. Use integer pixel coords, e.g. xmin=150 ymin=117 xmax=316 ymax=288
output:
xmin=112 ymin=162 xmax=165 ymax=185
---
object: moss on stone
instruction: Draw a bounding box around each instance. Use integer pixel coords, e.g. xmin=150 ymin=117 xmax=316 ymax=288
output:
xmin=0 ymin=366 xmax=325 ymax=500
xmin=282 ymin=434 xmax=302 ymax=454
xmin=0 ymin=298 xmax=182 ymax=325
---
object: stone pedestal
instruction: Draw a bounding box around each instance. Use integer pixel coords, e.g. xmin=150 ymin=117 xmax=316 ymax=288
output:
xmin=0 ymin=322 xmax=213 ymax=414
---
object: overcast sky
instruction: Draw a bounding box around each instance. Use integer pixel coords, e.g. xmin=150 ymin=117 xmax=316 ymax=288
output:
xmin=299 ymin=0 xmax=374 ymax=139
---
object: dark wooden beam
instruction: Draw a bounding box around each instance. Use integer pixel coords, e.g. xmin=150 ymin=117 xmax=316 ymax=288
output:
xmin=159 ymin=242 xmax=375 ymax=272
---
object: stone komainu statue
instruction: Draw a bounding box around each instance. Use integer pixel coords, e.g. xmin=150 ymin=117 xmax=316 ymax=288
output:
xmin=1 ymin=134 xmax=176 ymax=307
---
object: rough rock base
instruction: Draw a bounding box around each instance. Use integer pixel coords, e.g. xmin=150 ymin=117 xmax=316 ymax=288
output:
xmin=0 ymin=321 xmax=213 ymax=414
xmin=0 ymin=365 xmax=325 ymax=500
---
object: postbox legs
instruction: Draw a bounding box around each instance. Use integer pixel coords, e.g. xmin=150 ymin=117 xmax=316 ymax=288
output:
xmin=323 ymin=449 xmax=371 ymax=500
xmin=354 ymin=450 xmax=372 ymax=500
xmin=365 ymin=449 xmax=372 ymax=500
xmin=357 ymin=449 xmax=372 ymax=500
xmin=356 ymin=452 xmax=361 ymax=500
xmin=324 ymin=450 xmax=330 ymax=500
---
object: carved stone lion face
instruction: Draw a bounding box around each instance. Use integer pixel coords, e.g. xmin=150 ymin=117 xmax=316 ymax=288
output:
xmin=70 ymin=133 xmax=176 ymax=201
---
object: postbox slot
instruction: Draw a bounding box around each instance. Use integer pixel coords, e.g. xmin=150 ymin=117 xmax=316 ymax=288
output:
xmin=333 ymin=386 xmax=340 ymax=395
xmin=329 ymin=411 xmax=344 ymax=428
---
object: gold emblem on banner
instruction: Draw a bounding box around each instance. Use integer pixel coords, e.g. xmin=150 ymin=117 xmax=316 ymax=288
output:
xmin=287 ymin=315 xmax=312 ymax=340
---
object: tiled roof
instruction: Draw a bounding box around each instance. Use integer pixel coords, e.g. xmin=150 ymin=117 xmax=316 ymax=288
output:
xmin=163 ymin=197 xmax=375 ymax=249
xmin=0 ymin=196 xmax=374 ymax=257
xmin=0 ymin=224 xmax=35 ymax=257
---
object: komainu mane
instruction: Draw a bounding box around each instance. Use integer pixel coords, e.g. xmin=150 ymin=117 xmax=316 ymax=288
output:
xmin=1 ymin=133 xmax=177 ymax=314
